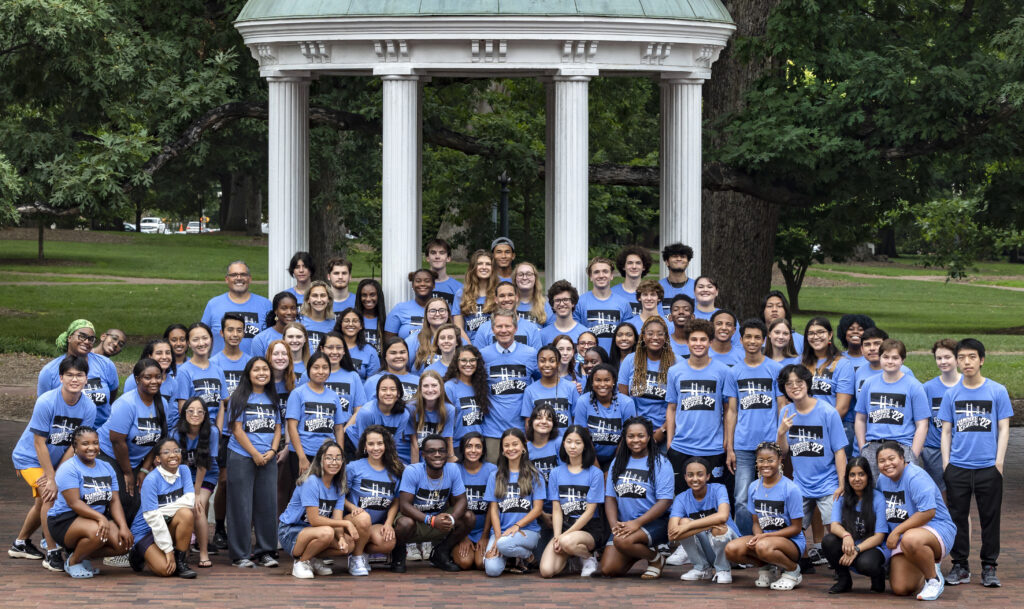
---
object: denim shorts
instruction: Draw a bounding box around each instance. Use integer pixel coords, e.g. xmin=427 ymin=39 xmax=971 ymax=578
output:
xmin=605 ymin=516 xmax=668 ymax=549
xmin=278 ymin=521 xmax=308 ymax=557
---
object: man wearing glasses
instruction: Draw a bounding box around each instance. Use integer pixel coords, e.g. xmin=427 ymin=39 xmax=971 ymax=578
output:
xmin=201 ymin=260 xmax=272 ymax=354
xmin=540 ymin=280 xmax=586 ymax=345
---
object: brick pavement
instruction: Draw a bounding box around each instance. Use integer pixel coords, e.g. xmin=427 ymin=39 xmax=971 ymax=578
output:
xmin=0 ymin=418 xmax=1020 ymax=608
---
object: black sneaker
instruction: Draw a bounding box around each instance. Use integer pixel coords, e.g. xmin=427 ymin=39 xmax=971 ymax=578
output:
xmin=255 ymin=553 xmax=278 ymax=568
xmin=981 ymin=565 xmax=1000 ymax=588
xmin=807 ymin=546 xmax=828 ymax=566
xmin=946 ymin=563 xmax=970 ymax=585
xmin=9 ymin=540 xmax=44 ymax=560
xmin=390 ymin=544 xmax=407 ymax=573
xmin=213 ymin=531 xmax=228 ymax=550
xmin=42 ymin=549 xmax=65 ymax=572
xmin=428 ymin=545 xmax=460 ymax=572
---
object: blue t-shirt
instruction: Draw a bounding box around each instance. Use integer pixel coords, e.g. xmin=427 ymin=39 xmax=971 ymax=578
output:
xmin=362 ymin=372 xmax=419 ymax=407
xmin=332 ymin=293 xmax=357 ymax=316
xmin=480 ymin=342 xmax=539 ymax=438
xmin=472 ymin=318 xmax=543 ymax=351
xmin=708 ymin=343 xmax=746 ymax=367
xmin=201 ymin=292 xmax=272 ymax=355
xmin=520 ymin=379 xmax=578 ymax=429
xmin=605 ymin=454 xmax=674 ymax=522
xmin=922 ymin=376 xmax=958 ymax=449
xmin=455 ymin=292 xmax=489 ymax=339
xmin=460 ymin=461 xmax=498 ymax=543
xmin=424 ymin=359 xmax=450 ymax=378
xmin=617 ymin=353 xmax=670 ymax=428
xmin=279 ymin=476 xmax=343 ymax=527
xmin=779 ymin=400 xmax=847 ymax=497
xmin=669 ymin=482 xmax=738 ymax=535
xmin=938 ymin=378 xmax=1014 ymax=469
xmin=528 ymin=433 xmax=562 ymax=483
xmin=323 ymin=368 xmax=365 ymax=420
xmin=445 ymin=379 xmax=486 ymax=445
xmin=130 ymin=468 xmax=195 ymax=538
xmin=539 ymin=321 xmax=587 ymax=346
xmin=485 ymin=470 xmax=547 ymax=533
xmin=209 ymin=351 xmax=249 ymax=398
xmin=658 ymin=277 xmax=695 ymax=313
xmin=611 ymin=283 xmax=642 ymax=317
xmin=285 ymin=286 xmax=305 ymax=305
xmin=666 ymin=359 xmax=734 ymax=455
xmin=877 ymin=463 xmax=956 ymax=551
xmin=300 ymin=317 xmax=335 ymax=354
xmin=548 ymin=464 xmax=605 ymax=524
xmin=853 ymin=364 xmax=916 ymax=424
xmin=668 ymin=337 xmax=690 ymax=360
xmin=286 ymin=383 xmax=347 ymax=457
xmin=12 ymin=388 xmax=96 ymax=469
xmin=37 ymin=352 xmax=118 ymax=427
xmin=226 ymin=392 xmax=280 ymax=456
xmin=728 ymin=358 xmax=783 ymax=451
xmin=855 ymin=373 xmax=930 ymax=445
xmin=48 ymin=455 xmax=119 ymax=517
xmin=573 ymin=393 xmax=638 ymax=462
xmin=361 ymin=316 xmax=381 ymax=352
xmin=747 ymin=476 xmax=806 ymax=554
xmin=409 ymin=403 xmax=458 ymax=457
xmin=844 ymin=353 xmax=868 ymax=371
xmin=346 ymin=344 xmax=381 ymax=381
xmin=346 ymin=458 xmax=400 ymax=525
xmin=384 ymin=300 xmax=425 ymax=339
xmin=250 ymin=327 xmax=283 ymax=360
xmin=124 ymin=371 xmax=180 ymax=407
xmin=175 ymin=360 xmax=227 ymax=424
xmin=183 ymin=426 xmax=220 ymax=485
xmin=398 ymin=462 xmax=466 ymax=516
xmin=831 ymin=490 xmax=890 ymax=560
xmin=98 ymin=390 xmax=168 ymax=468
xmin=346 ymin=400 xmax=413 ymax=462
xmin=808 ymin=357 xmax=856 ymax=414
xmin=573 ymin=291 xmax=634 ymax=353
xmin=433 ymin=277 xmax=464 ymax=310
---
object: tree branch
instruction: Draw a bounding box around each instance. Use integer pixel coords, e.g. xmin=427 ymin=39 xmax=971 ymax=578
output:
xmin=15 ymin=201 xmax=83 ymax=217
xmin=880 ymin=102 xmax=1016 ymax=159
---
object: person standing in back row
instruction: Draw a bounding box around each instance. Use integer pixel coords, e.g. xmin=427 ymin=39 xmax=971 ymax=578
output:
xmin=658 ymin=243 xmax=695 ymax=313
xmin=426 ymin=238 xmax=463 ymax=308
xmin=201 ymin=261 xmax=272 ymax=355
xmin=574 ymin=257 xmax=633 ymax=354
xmin=491 ymin=237 xmax=516 ymax=283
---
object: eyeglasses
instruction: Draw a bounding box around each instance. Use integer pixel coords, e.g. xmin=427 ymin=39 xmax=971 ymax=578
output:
xmin=323 ymin=456 xmax=344 ymax=463
xmin=516 ymin=272 xmax=535 ymax=278
xmin=160 ymin=448 xmax=182 ymax=456
xmin=184 ymin=408 xmax=206 ymax=416
xmin=226 ymin=272 xmax=250 ymax=279
xmin=552 ymin=298 xmax=572 ymax=305
xmin=784 ymin=381 xmax=805 ymax=388
xmin=807 ymin=330 xmax=829 ymax=338
xmin=73 ymin=332 xmax=96 ymax=343
xmin=423 ymin=448 xmax=447 ymax=455
xmin=458 ymin=358 xmax=478 ymax=364
xmin=578 ymin=341 xmax=596 ymax=348
xmin=426 ymin=308 xmax=447 ymax=315
xmin=63 ymin=372 xmax=87 ymax=380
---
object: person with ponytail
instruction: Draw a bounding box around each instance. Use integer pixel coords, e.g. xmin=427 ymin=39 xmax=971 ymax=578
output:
xmin=250 ymin=291 xmax=300 ymax=358
xmin=37 ymin=319 xmax=119 ymax=427
xmin=177 ymin=397 xmax=218 ymax=568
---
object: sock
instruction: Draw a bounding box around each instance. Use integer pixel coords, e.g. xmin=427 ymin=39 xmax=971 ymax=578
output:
xmin=810 ymin=542 xmax=821 ymax=550
xmin=787 ymin=565 xmax=802 ymax=575
xmin=15 ymin=539 xmax=25 ymax=545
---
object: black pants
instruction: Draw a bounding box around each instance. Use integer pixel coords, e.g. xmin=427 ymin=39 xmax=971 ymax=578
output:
xmin=666 ymin=450 xmax=731 ymax=501
xmin=821 ymin=533 xmax=886 ymax=581
xmin=97 ymin=452 xmax=141 ymax=525
xmin=944 ymin=464 xmax=1002 ymax=567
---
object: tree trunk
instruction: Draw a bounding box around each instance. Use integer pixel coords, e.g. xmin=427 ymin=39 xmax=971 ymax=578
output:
xmin=877 ymin=226 xmax=898 ymax=258
xmin=221 ymin=171 xmax=248 ymax=231
xmin=309 ymin=200 xmax=349 ymax=275
xmin=700 ymin=0 xmax=782 ymax=320
xmin=779 ymin=264 xmax=802 ymax=313
xmin=244 ymin=176 xmax=262 ymax=236
xmin=37 ymin=216 xmax=45 ymax=260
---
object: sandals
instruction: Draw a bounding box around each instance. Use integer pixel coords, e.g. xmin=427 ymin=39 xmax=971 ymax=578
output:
xmin=641 ymin=553 xmax=666 ymax=579
xmin=755 ymin=566 xmax=776 ymax=588
xmin=64 ymin=558 xmax=94 ymax=579
xmin=79 ymin=559 xmax=100 ymax=575
xmin=770 ymin=570 xmax=802 ymax=591
xmin=198 ymin=558 xmax=213 ymax=568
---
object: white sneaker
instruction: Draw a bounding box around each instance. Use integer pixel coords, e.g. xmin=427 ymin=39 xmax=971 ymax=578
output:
xmin=755 ymin=566 xmax=776 ymax=588
xmin=917 ymin=577 xmax=944 ymax=601
xmin=292 ymin=560 xmax=314 ymax=579
xmin=348 ymin=554 xmax=369 ymax=576
xmin=419 ymin=542 xmax=433 ymax=560
xmin=103 ymin=554 xmax=131 ymax=568
xmin=665 ymin=545 xmax=690 ymax=566
xmin=712 ymin=570 xmax=732 ymax=584
xmin=580 ymin=556 xmax=599 ymax=578
xmin=309 ymin=557 xmax=333 ymax=576
xmin=680 ymin=567 xmax=714 ymax=581
xmin=406 ymin=543 xmax=422 ymax=561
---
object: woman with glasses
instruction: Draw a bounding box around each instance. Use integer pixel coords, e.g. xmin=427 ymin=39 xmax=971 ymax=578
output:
xmin=513 ymin=262 xmax=552 ymax=327
xmin=37 ymin=319 xmax=119 ymax=427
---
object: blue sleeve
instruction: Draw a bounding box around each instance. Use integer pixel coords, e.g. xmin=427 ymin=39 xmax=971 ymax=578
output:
xmin=746 ymin=481 xmax=757 ymax=518
xmin=908 ymin=471 xmax=937 ymax=513
xmin=786 ymin=482 xmax=805 ymax=520
xmin=384 ymin=310 xmax=402 ymax=333
xmin=587 ymin=467 xmax=605 ymax=504
xmin=854 ymin=376 xmax=871 ymax=414
xmin=366 ymin=351 xmax=381 ymax=377
xmin=665 ymin=369 xmax=679 ymax=404
xmin=532 ymin=475 xmax=546 ymax=501
xmin=398 ymin=467 xmax=419 ymax=495
xmin=617 ymin=355 xmax=633 ymax=387
xmin=669 ymin=493 xmax=687 ymax=519
xmin=726 ymin=368 xmax=739 ymax=402
xmin=830 ymin=497 xmax=843 ymax=525
xmin=351 ymin=379 xmax=366 ymax=415
xmin=719 ymin=366 xmax=736 ymax=399
xmin=937 ymin=392 xmax=953 ymax=423
xmin=441 ymin=404 xmax=455 ymax=438
xmin=827 ymin=408 xmax=848 ymax=450
xmin=546 ymin=468 xmax=559 ymax=502
xmin=300 ymin=479 xmax=320 ymax=509
xmin=872 ymin=492 xmax=889 ymax=534
xmin=333 ymin=391 xmax=348 ymax=426
xmin=572 ymin=302 xmax=583 ymax=324
xmin=36 ymin=362 xmax=52 ymax=396
xmin=27 ymin=395 xmax=54 ymax=436
xmin=519 ymin=387 xmax=533 ymax=419
xmin=55 ymin=461 xmax=78 ymax=493
xmin=527 ymin=328 xmax=541 ymax=350
xmin=285 ymin=390 xmax=302 ymax=421
xmin=835 ymin=360 xmax=855 ymax=396
xmin=201 ymin=299 xmax=215 ymax=330
xmin=138 ymin=475 xmax=160 ymax=514
xmin=484 ymin=473 xmax=497 ymax=503
xmin=620 ymin=395 xmax=637 ymax=420
xmin=102 ymin=358 xmax=119 ymax=393
xmin=604 ymin=463 xmax=615 ymax=499
xmin=346 ymin=462 xmax=358 ymax=492
xmin=363 ymin=376 xmax=376 ymax=399
xmin=107 ymin=462 xmax=120 ymax=492
xmin=106 ymin=399 xmax=134 ymax=435
xmin=995 ymin=384 xmax=1014 ymax=421
xmin=572 ymin=401 xmax=588 ymax=427
xmin=654 ymin=457 xmax=675 ymax=500
xmin=909 ymin=382 xmax=930 ymax=423
xmin=713 ymin=483 xmax=731 ymax=512
xmin=182 ymin=468 xmax=195 ymax=495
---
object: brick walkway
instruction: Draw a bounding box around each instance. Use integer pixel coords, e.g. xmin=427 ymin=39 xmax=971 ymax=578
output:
xmin=1 ymin=418 xmax=1020 ymax=608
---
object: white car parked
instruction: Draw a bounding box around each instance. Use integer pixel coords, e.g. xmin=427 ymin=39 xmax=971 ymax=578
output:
xmin=139 ymin=217 xmax=165 ymax=234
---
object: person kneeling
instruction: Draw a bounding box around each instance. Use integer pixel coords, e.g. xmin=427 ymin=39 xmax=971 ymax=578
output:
xmin=128 ymin=438 xmax=197 ymax=578
xmin=668 ymin=457 xmax=738 ymax=584
xmin=821 ymin=456 xmax=889 ymax=594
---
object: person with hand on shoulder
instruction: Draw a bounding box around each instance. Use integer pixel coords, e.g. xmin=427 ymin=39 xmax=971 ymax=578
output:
xmin=37 ymin=319 xmax=119 ymax=427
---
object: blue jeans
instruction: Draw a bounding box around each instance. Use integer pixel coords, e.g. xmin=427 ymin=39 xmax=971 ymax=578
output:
xmin=484 ymin=529 xmax=541 ymax=577
xmin=681 ymin=528 xmax=737 ymax=572
xmin=733 ymin=449 xmax=757 ymax=536
xmin=920 ymin=446 xmax=945 ymax=491
xmin=842 ymin=420 xmax=857 ymax=458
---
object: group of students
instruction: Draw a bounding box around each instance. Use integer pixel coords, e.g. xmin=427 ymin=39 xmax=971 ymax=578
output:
xmin=9 ymin=238 xmax=1012 ymax=601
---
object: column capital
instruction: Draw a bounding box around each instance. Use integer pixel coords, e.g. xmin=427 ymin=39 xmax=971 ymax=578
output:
xmin=660 ymin=73 xmax=706 ymax=85
xmin=374 ymin=65 xmax=418 ymax=78
xmin=264 ymin=71 xmax=313 ymax=82
xmin=554 ymin=67 xmax=598 ymax=80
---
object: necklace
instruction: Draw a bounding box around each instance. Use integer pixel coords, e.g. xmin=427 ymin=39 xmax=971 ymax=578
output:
xmin=425 ymin=468 xmax=445 ymax=491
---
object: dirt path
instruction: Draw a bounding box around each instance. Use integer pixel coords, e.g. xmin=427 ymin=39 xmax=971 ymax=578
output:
xmin=816 ymin=268 xmax=1024 ymax=292
xmin=0 ymin=270 xmax=268 ymax=286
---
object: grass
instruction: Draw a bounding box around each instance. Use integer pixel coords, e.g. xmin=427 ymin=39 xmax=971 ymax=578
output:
xmin=0 ymin=272 xmax=114 ymax=283
xmin=815 ymin=255 xmax=1024 ymax=278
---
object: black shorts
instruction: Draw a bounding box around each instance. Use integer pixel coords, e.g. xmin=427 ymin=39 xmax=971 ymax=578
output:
xmin=216 ymin=434 xmax=230 ymax=469
xmin=130 ymin=532 xmax=156 ymax=566
xmin=287 ymin=451 xmax=317 ymax=479
xmin=574 ymin=514 xmax=610 ymax=548
xmin=47 ymin=510 xmax=82 ymax=550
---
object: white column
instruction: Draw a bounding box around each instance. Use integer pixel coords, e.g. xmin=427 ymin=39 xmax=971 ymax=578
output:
xmin=551 ymin=74 xmax=591 ymax=291
xmin=381 ymin=73 xmax=421 ymax=307
xmin=267 ymin=76 xmax=310 ymax=297
xmin=660 ymin=77 xmax=704 ymax=278
xmin=544 ymin=80 xmax=555 ymax=282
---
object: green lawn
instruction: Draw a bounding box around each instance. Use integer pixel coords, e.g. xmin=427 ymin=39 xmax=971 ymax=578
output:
xmin=0 ymin=272 xmax=114 ymax=283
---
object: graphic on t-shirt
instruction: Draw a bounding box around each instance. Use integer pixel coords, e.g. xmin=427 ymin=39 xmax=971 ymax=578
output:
xmin=49 ymin=416 xmax=83 ymax=446
xmin=516 ymin=310 xmax=538 ymax=324
xmin=193 ymin=378 xmax=222 ymax=406
xmin=357 ymin=479 xmax=395 ymax=511
xmin=308 ymin=331 xmax=325 ymax=354
xmin=83 ymin=475 xmax=113 ymax=505
xmin=810 ymin=370 xmax=835 ymax=396
xmin=302 ymin=402 xmax=336 ymax=433
xmin=737 ymin=378 xmax=774 ymax=410
xmin=677 ymin=380 xmax=717 ymax=411
xmin=223 ymin=371 xmax=242 ymax=395
xmin=868 ymin=392 xmax=906 ymax=425
xmin=497 ymin=485 xmax=531 ymax=513
xmin=637 ymin=371 xmax=667 ymax=400
xmin=157 ymin=488 xmax=184 ymax=506
xmin=531 ymin=455 xmax=559 ymax=481
xmin=754 ymin=498 xmax=787 ymax=531
xmin=232 ymin=312 xmax=260 ymax=339
xmin=788 ymin=425 xmax=825 ymax=457
xmin=954 ymin=400 xmax=993 ymax=433
xmin=587 ymin=415 xmax=623 ymax=445
xmin=85 ymin=377 xmax=107 ymax=405
xmin=465 ymin=484 xmax=488 ymax=515
xmin=614 ymin=469 xmax=650 ymax=498
xmin=459 ymin=396 xmax=483 ymax=426
xmin=325 ymin=382 xmax=352 ymax=412
xmin=400 ymin=382 xmax=418 ymax=404
xmin=243 ymin=404 xmax=276 ymax=434
xmin=587 ymin=310 xmax=621 ymax=339
xmin=558 ymin=484 xmax=590 ymax=518
xmin=465 ymin=306 xmax=488 ymax=333
xmin=930 ymin=397 xmax=942 ymax=430
xmin=408 ymin=316 xmax=424 ymax=330
xmin=489 ymin=364 xmax=528 ymax=396
xmin=413 ymin=487 xmax=450 ymax=513
xmin=882 ymin=490 xmax=909 ymax=523
xmin=133 ymin=417 xmax=162 ymax=446
xmin=415 ymin=422 xmax=440 ymax=448
xmin=364 ymin=328 xmax=381 ymax=349
xmin=628 ymin=301 xmax=642 ymax=316
xmin=301 ymin=498 xmax=338 ymax=522
xmin=688 ymin=507 xmax=717 ymax=520
xmin=432 ymin=291 xmax=455 ymax=306
xmin=533 ymin=398 xmax=571 ymax=427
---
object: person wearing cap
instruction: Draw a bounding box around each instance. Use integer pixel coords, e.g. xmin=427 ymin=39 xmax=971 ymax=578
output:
xmin=491 ymin=238 xmax=516 ymax=284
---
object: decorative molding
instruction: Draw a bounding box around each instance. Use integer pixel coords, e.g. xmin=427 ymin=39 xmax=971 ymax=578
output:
xmin=298 ymin=41 xmax=330 ymax=63
xmin=641 ymin=42 xmax=672 ymax=65
xmin=374 ymin=39 xmax=409 ymax=62
xmin=561 ymin=40 xmax=597 ymax=63
xmin=471 ymin=39 xmax=507 ymax=63
xmin=695 ymin=45 xmax=722 ymax=68
xmin=254 ymin=43 xmax=277 ymax=66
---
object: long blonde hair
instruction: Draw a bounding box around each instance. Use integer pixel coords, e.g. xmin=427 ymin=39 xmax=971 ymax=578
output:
xmin=412 ymin=370 xmax=449 ymax=437
xmin=299 ymin=280 xmax=334 ymax=321
xmin=413 ymin=297 xmax=452 ymax=369
xmin=513 ymin=261 xmax=547 ymax=325
xmin=266 ymin=339 xmax=296 ymax=392
xmin=460 ymin=249 xmax=497 ymax=315
xmin=630 ymin=317 xmax=674 ymax=397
